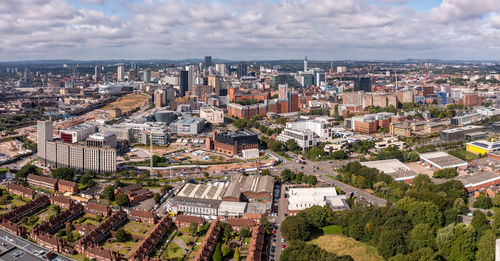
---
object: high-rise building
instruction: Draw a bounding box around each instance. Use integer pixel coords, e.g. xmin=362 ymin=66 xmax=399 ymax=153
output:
xmin=237 ymin=61 xmax=247 ymax=78
xmin=179 ymin=70 xmax=189 ymax=97
xmin=304 ymin=56 xmax=308 ymax=72
xmin=215 ymin=63 xmax=226 ymax=76
xmin=128 ymin=69 xmax=136 ymax=81
xmin=131 ymin=62 xmax=139 ymax=79
xmin=337 ymin=66 xmax=347 ymax=73
xmin=204 ymin=56 xmax=212 ymax=69
xmin=37 ymin=121 xmax=53 ymax=165
xmin=354 ymin=77 xmax=371 ymax=92
xmin=278 ymin=84 xmax=288 ymax=100
xmin=23 ymin=67 xmax=31 ymax=85
xmin=94 ymin=66 xmax=101 ymax=82
xmin=208 ymin=75 xmax=221 ymax=95
xmin=117 ymin=65 xmax=125 ymax=81
xmin=143 ymin=69 xmax=151 ymax=83
xmin=185 ymin=65 xmax=194 ymax=92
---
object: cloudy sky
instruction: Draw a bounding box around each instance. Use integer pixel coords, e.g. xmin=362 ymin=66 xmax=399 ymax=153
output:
xmin=1 ymin=0 xmax=499 ymax=61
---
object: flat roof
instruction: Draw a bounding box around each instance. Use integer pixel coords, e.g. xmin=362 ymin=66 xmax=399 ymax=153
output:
xmin=442 ymin=125 xmax=483 ymax=133
xmin=420 ymin=151 xmax=468 ymax=169
xmin=176 ymin=183 xmax=226 ymax=200
xmin=456 ymin=172 xmax=500 ymax=188
xmin=360 ymin=159 xmax=416 ymax=179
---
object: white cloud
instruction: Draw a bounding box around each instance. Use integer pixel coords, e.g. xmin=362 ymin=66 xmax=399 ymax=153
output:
xmin=0 ymin=0 xmax=498 ymax=61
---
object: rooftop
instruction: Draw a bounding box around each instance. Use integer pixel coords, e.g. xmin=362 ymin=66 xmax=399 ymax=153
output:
xmin=360 ymin=159 xmax=416 ymax=180
xmin=176 ymin=183 xmax=226 ymax=200
xmin=420 ymin=151 xmax=468 ymax=169
xmin=442 ymin=125 xmax=483 ymax=133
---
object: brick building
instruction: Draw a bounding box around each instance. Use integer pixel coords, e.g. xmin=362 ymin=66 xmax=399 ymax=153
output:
xmin=6 ymin=183 xmax=35 ymax=199
xmin=58 ymin=179 xmax=78 ymax=194
xmin=193 ymin=221 xmax=221 ymax=261
xmin=84 ymin=202 xmax=111 ymax=217
xmin=128 ymin=209 xmax=157 ymax=224
xmin=115 ymin=184 xmax=152 ymax=204
xmin=205 ymin=130 xmax=258 ymax=156
xmin=27 ymin=174 xmax=58 ymax=191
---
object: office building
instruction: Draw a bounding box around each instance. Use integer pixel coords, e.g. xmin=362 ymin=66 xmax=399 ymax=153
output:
xmin=451 ymin=113 xmax=483 ymax=126
xmin=179 ymin=70 xmax=189 ymax=97
xmin=37 ymin=121 xmax=53 ymax=165
xmin=237 ymin=61 xmax=247 ymax=78
xmin=215 ymin=63 xmax=226 ymax=76
xmin=117 ymin=65 xmax=125 ymax=81
xmin=276 ymin=128 xmax=317 ymax=150
xmin=205 ymin=130 xmax=258 ymax=156
xmin=94 ymin=66 xmax=101 ymax=82
xmin=304 ymin=56 xmax=308 ymax=72
xmin=60 ymin=123 xmax=96 ymax=144
xmin=143 ymin=69 xmax=151 ymax=83
xmin=98 ymin=125 xmax=133 ymax=141
xmin=207 ymin=75 xmax=221 ymax=95
xmin=154 ymin=110 xmax=178 ymax=124
xmin=171 ymin=117 xmax=205 ymax=135
xmin=137 ymin=128 xmax=170 ymax=145
xmin=200 ymin=106 xmax=224 ymax=124
xmin=204 ymin=56 xmax=212 ymax=69
xmin=86 ymin=133 xmax=117 ymax=148
xmin=285 ymin=117 xmax=333 ymax=140
xmin=354 ymin=77 xmax=371 ymax=92
xmin=287 ymin=187 xmax=348 ymax=216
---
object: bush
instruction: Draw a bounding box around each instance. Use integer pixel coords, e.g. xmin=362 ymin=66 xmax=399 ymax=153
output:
xmin=433 ymin=168 xmax=457 ymax=179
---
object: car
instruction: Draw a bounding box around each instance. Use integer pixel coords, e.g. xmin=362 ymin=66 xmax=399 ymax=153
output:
xmin=281 ymin=238 xmax=285 ymax=243
xmin=272 ymin=230 xmax=276 ymax=234
xmin=271 ymin=248 xmax=275 ymax=253
xmin=273 ymin=239 xmax=276 ymax=242
xmin=282 ymin=244 xmax=286 ymax=249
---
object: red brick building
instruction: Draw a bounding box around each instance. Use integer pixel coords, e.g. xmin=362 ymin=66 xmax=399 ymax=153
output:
xmin=84 ymin=202 xmax=111 ymax=217
xmin=175 ymin=215 xmax=205 ymax=229
xmin=115 ymin=184 xmax=152 ymax=204
xmin=6 ymin=183 xmax=35 ymax=199
xmin=193 ymin=221 xmax=221 ymax=261
xmin=205 ymin=130 xmax=258 ymax=156
xmin=57 ymin=179 xmax=78 ymax=194
xmin=246 ymin=225 xmax=265 ymax=261
xmin=50 ymin=195 xmax=72 ymax=209
xmin=27 ymin=174 xmax=58 ymax=191
xmin=128 ymin=209 xmax=157 ymax=224
xmin=227 ymin=218 xmax=255 ymax=232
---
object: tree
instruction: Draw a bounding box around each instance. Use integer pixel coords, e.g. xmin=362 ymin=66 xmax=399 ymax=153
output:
xmin=189 ymin=222 xmax=198 ymax=236
xmin=51 ymin=167 xmax=76 ymax=181
xmin=233 ymin=247 xmax=240 ymax=261
xmin=471 ymin=210 xmax=490 ymax=238
xmin=436 ymin=223 xmax=455 ymax=259
xmin=408 ymin=223 xmax=435 ymax=251
xmin=473 ymin=192 xmax=493 ymax=209
xmin=492 ymin=193 xmax=500 ymax=207
xmin=239 ymin=226 xmax=251 ymax=238
xmin=153 ymin=193 xmax=161 ymax=204
xmin=406 ymin=201 xmax=442 ymax=229
xmin=212 ymin=243 xmax=222 ymax=261
xmin=285 ymin=139 xmax=299 ymax=151
xmin=433 ymin=168 xmax=457 ymax=179
xmin=448 ymin=223 xmax=476 ymax=261
xmin=281 ymin=216 xmax=310 ymax=241
xmin=476 ymin=230 xmax=495 ymax=261
xmin=16 ymin=164 xmax=40 ymax=181
xmin=102 ymin=185 xmax=115 ymax=201
xmin=300 ymin=205 xmax=327 ymax=228
xmin=233 ymin=119 xmax=247 ymax=130
xmin=66 ymin=223 xmax=73 ymax=241
xmin=115 ymin=193 xmax=130 ymax=206
xmin=222 ymin=244 xmax=231 ymax=257
xmin=115 ymin=228 xmax=130 ymax=242
xmin=492 ymin=211 xmax=500 ymax=236
xmin=52 ymin=205 xmax=61 ymax=215
xmin=408 ymin=151 xmax=419 ymax=162
xmin=376 ymin=230 xmax=407 ymax=259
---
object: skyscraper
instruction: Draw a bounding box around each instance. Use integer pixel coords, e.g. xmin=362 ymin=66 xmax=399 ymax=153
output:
xmin=185 ymin=65 xmax=194 ymax=92
xmin=304 ymin=56 xmax=308 ymax=72
xmin=215 ymin=63 xmax=226 ymax=76
xmin=37 ymin=120 xmax=53 ymax=165
xmin=354 ymin=77 xmax=371 ymax=92
xmin=117 ymin=65 xmax=125 ymax=81
xmin=278 ymin=84 xmax=288 ymax=100
xmin=94 ymin=65 xmax=101 ymax=82
xmin=180 ymin=70 xmax=189 ymax=97
xmin=143 ymin=69 xmax=151 ymax=83
xmin=237 ymin=61 xmax=247 ymax=78
xmin=204 ymin=56 xmax=212 ymax=69
xmin=23 ymin=67 xmax=31 ymax=85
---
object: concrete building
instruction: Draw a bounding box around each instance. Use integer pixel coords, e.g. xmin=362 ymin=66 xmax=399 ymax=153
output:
xmin=242 ymin=149 xmax=259 ymax=160
xmin=466 ymin=140 xmax=500 ymax=155
xmin=137 ymin=128 xmax=170 ymax=145
xmin=37 ymin=121 xmax=53 ymax=166
xmin=361 ymin=159 xmax=416 ymax=183
xmin=419 ymin=151 xmax=468 ymax=171
xmin=285 ymin=117 xmax=333 ymax=141
xmin=390 ymin=122 xmax=411 ymax=137
xmin=98 ymin=125 xmax=133 ymax=141
xmin=451 ymin=113 xmax=483 ymax=126
xmin=441 ymin=125 xmax=484 ymax=142
xmin=287 ymin=187 xmax=349 ymax=215
xmin=375 ymin=137 xmax=406 ymax=151
xmin=200 ymin=106 xmax=224 ymax=124
xmin=60 ymin=123 xmax=96 ymax=144
xmin=117 ymin=65 xmax=125 ymax=82
xmin=171 ymin=117 xmax=205 ymax=135
xmin=167 ymin=183 xmax=226 ymax=218
xmin=276 ymin=128 xmax=318 ymax=150
xmin=86 ymin=133 xmax=117 ymax=148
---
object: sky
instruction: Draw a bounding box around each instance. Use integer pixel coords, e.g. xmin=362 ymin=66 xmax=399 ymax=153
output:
xmin=0 ymin=0 xmax=499 ymax=61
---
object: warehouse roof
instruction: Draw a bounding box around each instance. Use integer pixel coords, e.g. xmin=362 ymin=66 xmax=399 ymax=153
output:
xmin=420 ymin=151 xmax=468 ymax=169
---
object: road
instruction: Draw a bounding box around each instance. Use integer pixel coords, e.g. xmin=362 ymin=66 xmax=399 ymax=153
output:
xmin=0 ymin=229 xmax=75 ymax=261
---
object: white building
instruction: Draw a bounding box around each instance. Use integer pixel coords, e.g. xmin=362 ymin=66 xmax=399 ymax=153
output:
xmin=287 ymin=187 xmax=348 ymax=215
xmin=200 ymin=106 xmax=224 ymax=124
xmin=337 ymin=66 xmax=347 ymax=73
xmin=276 ymin=128 xmax=318 ymax=150
xmin=242 ymin=149 xmax=259 ymax=160
xmin=59 ymin=123 xmax=96 ymax=143
xmin=171 ymin=117 xmax=205 ymax=135
xmin=117 ymin=65 xmax=125 ymax=81
xmin=286 ymin=117 xmax=333 ymax=141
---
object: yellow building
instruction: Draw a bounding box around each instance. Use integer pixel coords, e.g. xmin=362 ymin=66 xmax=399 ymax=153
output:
xmin=466 ymin=140 xmax=500 ymax=155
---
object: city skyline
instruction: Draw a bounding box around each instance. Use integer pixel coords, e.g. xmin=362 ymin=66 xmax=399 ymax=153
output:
xmin=0 ymin=0 xmax=499 ymax=61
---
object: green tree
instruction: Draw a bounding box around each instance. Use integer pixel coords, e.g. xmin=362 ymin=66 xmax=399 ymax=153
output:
xmin=285 ymin=139 xmax=299 ymax=151
xmin=233 ymin=247 xmax=240 ymax=261
xmin=449 ymin=223 xmax=476 ymax=261
xmin=471 ymin=210 xmax=490 ymax=238
xmin=476 ymin=229 xmax=495 ymax=261
xmin=233 ymin=119 xmax=247 ymax=130
xmin=436 ymin=223 xmax=455 ymax=259
xmin=406 ymin=201 xmax=442 ymax=229
xmin=153 ymin=193 xmax=161 ymax=204
xmin=212 ymin=243 xmax=222 ymax=261
xmin=376 ymin=230 xmax=407 ymax=259
xmin=300 ymin=205 xmax=327 ymax=228
xmin=189 ymin=222 xmax=198 ymax=236
xmin=115 ymin=228 xmax=130 ymax=242
xmin=51 ymin=167 xmax=76 ymax=181
xmin=408 ymin=223 xmax=435 ymax=251
xmin=239 ymin=226 xmax=251 ymax=238
xmin=473 ymin=192 xmax=493 ymax=209
xmin=66 ymin=223 xmax=73 ymax=241
xmin=281 ymin=215 xmax=310 ymax=241
xmin=102 ymin=185 xmax=115 ymax=201
xmin=433 ymin=168 xmax=457 ymax=179
xmin=221 ymin=244 xmax=230 ymax=257
xmin=492 ymin=193 xmax=500 ymax=207
xmin=492 ymin=211 xmax=500 ymax=236
xmin=16 ymin=164 xmax=40 ymax=181
xmin=115 ymin=193 xmax=130 ymax=206
xmin=408 ymin=151 xmax=419 ymax=162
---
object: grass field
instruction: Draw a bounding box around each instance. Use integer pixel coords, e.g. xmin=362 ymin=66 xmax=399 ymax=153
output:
xmin=123 ymin=221 xmax=154 ymax=237
xmin=312 ymin=235 xmax=383 ymax=261
xmin=322 ymin=225 xmax=342 ymax=234
xmin=163 ymin=242 xmax=185 ymax=260
xmin=102 ymin=93 xmax=150 ymax=114
xmin=448 ymin=149 xmax=481 ymax=161
xmin=104 ymin=240 xmax=138 ymax=256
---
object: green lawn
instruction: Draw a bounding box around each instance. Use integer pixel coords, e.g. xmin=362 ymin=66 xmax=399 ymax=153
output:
xmin=322 ymin=225 xmax=342 ymax=235
xmin=448 ymin=149 xmax=481 ymax=161
xmin=123 ymin=221 xmax=154 ymax=237
xmin=104 ymin=240 xmax=138 ymax=256
xmin=179 ymin=233 xmax=194 ymax=244
xmin=163 ymin=242 xmax=185 ymax=260
xmin=312 ymin=235 xmax=383 ymax=261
